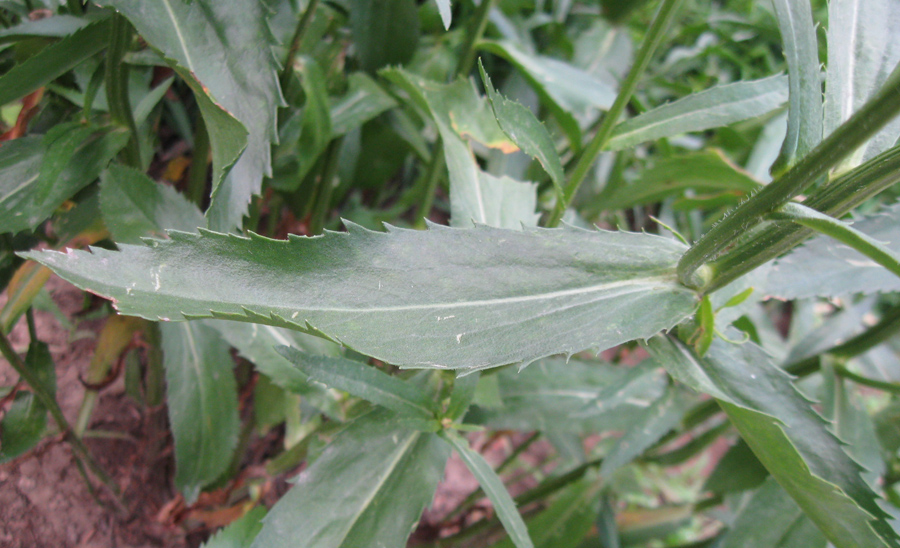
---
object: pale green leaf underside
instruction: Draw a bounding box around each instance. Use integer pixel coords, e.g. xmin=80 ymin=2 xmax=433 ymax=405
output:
xmin=647 ymin=335 xmax=896 ymax=548
xmin=25 ymin=224 xmax=697 ymax=371
xmin=605 ymin=75 xmax=789 ymax=151
xmin=250 ymin=411 xmax=448 ymax=548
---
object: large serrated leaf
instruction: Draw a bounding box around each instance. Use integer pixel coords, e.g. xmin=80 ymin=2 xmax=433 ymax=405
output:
xmin=161 ymin=321 xmax=240 ymax=503
xmin=605 ymin=75 xmax=789 ymax=151
xmin=646 ymin=335 xmax=897 ymax=548
xmin=766 ymin=201 xmax=900 ymax=298
xmin=250 ymin=411 xmax=448 ymax=548
xmin=25 ymin=224 xmax=698 ymax=372
xmin=97 ymin=0 xmax=282 ymax=232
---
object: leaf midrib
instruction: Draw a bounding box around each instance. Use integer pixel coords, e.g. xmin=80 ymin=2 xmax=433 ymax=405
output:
xmin=161 ymin=0 xmax=196 ymax=73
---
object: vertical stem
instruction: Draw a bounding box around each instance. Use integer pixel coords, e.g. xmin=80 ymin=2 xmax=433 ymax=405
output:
xmin=0 ymin=329 xmax=121 ymax=499
xmin=413 ymin=140 xmax=446 ymax=227
xmin=677 ymin=74 xmax=900 ymax=288
xmin=280 ymin=0 xmax=321 ymax=87
xmin=308 ymin=137 xmax=345 ymax=235
xmin=105 ymin=13 xmax=141 ymax=168
xmin=547 ymin=0 xmax=684 ymax=227
xmin=456 ymin=0 xmax=497 ymax=78
xmin=186 ymin=113 xmax=210 ymax=207
xmin=66 ymin=0 xmax=83 ymax=15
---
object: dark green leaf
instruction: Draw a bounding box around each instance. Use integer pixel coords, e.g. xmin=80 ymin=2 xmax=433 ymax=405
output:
xmin=0 ymin=127 xmax=129 ymax=234
xmin=646 ymin=335 xmax=897 ymax=548
xmin=275 ymin=347 xmax=438 ymax=421
xmin=605 ymin=75 xmax=789 ymax=152
xmin=26 ymin=224 xmax=698 ymax=372
xmin=290 ymin=57 xmax=332 ymax=189
xmin=721 ymin=478 xmax=826 ymax=548
xmin=202 ymin=506 xmax=267 ymax=548
xmin=0 ymin=18 xmax=109 ymax=107
xmin=250 ymin=411 xmax=448 ymax=548
xmin=350 ymin=0 xmax=419 ymax=73
xmin=443 ymin=430 xmax=534 ymax=548
xmin=161 ymin=321 xmax=240 ymax=503
xmin=0 ymin=392 xmax=46 ymax=463
xmin=99 ymin=165 xmax=204 ymax=244
xmin=97 ymin=0 xmax=282 ymax=232
xmin=770 ymin=0 xmax=822 ymax=171
xmin=479 ymin=60 xmax=564 ymax=191
xmin=702 ymin=439 xmax=768 ymax=495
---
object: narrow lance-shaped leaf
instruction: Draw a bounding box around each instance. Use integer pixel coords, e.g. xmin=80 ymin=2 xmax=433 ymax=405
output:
xmin=97 ymin=0 xmax=283 ymax=232
xmin=250 ymin=411 xmax=449 ymax=548
xmin=0 ymin=127 xmax=129 ymax=234
xmin=0 ymin=17 xmax=110 ymax=107
xmin=202 ymin=506 xmax=266 ymax=548
xmin=434 ymin=0 xmax=452 ymax=30
xmin=479 ymin=60 xmax=565 ymax=195
xmin=24 ymin=223 xmax=699 ymax=372
xmin=383 ymin=68 xmax=538 ymax=229
xmin=605 ymin=75 xmax=789 ymax=151
xmin=329 ymin=73 xmax=398 ymax=137
xmin=770 ymin=0 xmax=822 ymax=171
xmin=646 ymin=335 xmax=898 ymax=548
xmin=275 ymin=346 xmax=438 ymax=421
xmin=442 ymin=430 xmax=535 ymax=548
xmin=161 ymin=321 xmax=240 ymax=503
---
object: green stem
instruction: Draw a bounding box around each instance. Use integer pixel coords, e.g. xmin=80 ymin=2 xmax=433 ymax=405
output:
xmin=0 ymin=329 xmax=121 ymax=500
xmin=547 ymin=0 xmax=683 ymax=227
xmin=706 ymin=143 xmax=900 ymax=292
xmin=455 ymin=0 xmax=496 ymax=78
xmin=0 ymin=10 xmax=11 ymax=28
xmin=280 ymin=0 xmax=320 ymax=86
xmin=413 ymin=139 xmax=446 ymax=227
xmin=105 ymin=13 xmax=141 ymax=168
xmin=835 ymin=365 xmax=900 ymax=394
xmin=186 ymin=113 xmax=210 ymax=207
xmin=770 ymin=202 xmax=900 ymax=282
xmin=66 ymin=0 xmax=83 ymax=14
xmin=308 ymin=137 xmax=345 ymax=235
xmin=678 ymin=74 xmax=900 ymax=288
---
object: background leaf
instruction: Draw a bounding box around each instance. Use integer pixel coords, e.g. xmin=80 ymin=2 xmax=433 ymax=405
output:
xmin=99 ymin=165 xmax=204 ymax=244
xmin=770 ymin=0 xmax=822 ymax=170
xmin=250 ymin=410 xmax=448 ymax=548
xmin=97 ymin=0 xmax=283 ymax=232
xmin=350 ymin=0 xmax=420 ymax=73
xmin=202 ymin=506 xmax=267 ymax=548
xmin=160 ymin=321 xmax=240 ymax=503
xmin=647 ymin=335 xmax=897 ymax=548
xmin=26 ymin=224 xmax=698 ymax=372
xmin=605 ymin=75 xmax=789 ymax=151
